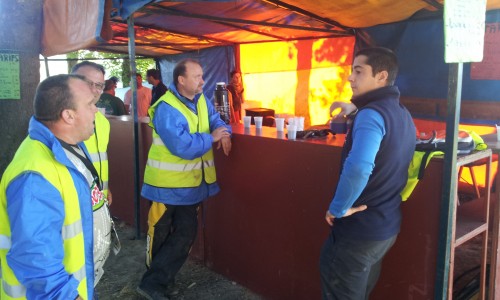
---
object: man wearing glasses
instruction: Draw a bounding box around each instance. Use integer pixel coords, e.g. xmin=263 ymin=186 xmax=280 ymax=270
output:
xmin=71 ymin=61 xmax=116 ymax=289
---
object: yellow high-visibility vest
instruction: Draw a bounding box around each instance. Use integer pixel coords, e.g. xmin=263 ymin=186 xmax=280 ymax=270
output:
xmin=0 ymin=138 xmax=88 ymax=299
xmin=144 ymin=91 xmax=216 ymax=187
xmin=84 ymin=111 xmax=110 ymax=197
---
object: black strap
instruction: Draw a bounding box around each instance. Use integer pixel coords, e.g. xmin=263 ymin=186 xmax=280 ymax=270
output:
xmin=59 ymin=139 xmax=102 ymax=190
xmin=417 ymin=151 xmax=432 ymax=180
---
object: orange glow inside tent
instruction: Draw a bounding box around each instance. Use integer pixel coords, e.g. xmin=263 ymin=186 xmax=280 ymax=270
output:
xmin=240 ymin=37 xmax=355 ymax=126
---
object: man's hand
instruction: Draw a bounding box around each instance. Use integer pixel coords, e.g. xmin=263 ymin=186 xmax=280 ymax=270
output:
xmin=324 ymin=205 xmax=368 ymax=226
xmin=211 ymin=127 xmax=230 ymax=142
xmin=217 ymin=136 xmax=232 ymax=156
xmin=107 ymin=189 xmax=112 ymax=206
xmin=330 ymin=102 xmax=357 ymax=117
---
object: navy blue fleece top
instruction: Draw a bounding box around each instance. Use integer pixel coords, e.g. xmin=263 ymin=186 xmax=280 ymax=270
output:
xmin=329 ymin=86 xmax=416 ymax=240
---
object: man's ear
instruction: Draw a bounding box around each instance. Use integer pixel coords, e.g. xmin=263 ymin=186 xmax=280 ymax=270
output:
xmin=61 ymin=109 xmax=75 ymax=124
xmin=376 ymin=70 xmax=389 ymax=84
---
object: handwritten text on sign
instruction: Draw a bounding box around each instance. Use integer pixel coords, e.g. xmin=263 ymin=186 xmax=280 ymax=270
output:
xmin=444 ymin=0 xmax=487 ymax=63
xmin=0 ymin=53 xmax=20 ymax=100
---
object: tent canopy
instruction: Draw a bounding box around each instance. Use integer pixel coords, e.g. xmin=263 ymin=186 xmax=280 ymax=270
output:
xmin=42 ymin=0 xmax=500 ymax=57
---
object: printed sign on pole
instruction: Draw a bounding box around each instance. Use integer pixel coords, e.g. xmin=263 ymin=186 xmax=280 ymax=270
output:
xmin=0 ymin=53 xmax=20 ymax=100
xmin=444 ymin=0 xmax=487 ymax=63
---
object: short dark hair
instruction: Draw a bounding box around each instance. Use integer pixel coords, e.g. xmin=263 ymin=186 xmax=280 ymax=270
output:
xmin=173 ymin=58 xmax=201 ymax=86
xmin=71 ymin=61 xmax=106 ymax=75
xmin=354 ymin=47 xmax=399 ymax=86
xmin=109 ymin=76 xmax=119 ymax=84
xmin=104 ymin=79 xmax=115 ymax=91
xmin=34 ymin=74 xmax=86 ymax=122
xmin=146 ymin=69 xmax=161 ymax=80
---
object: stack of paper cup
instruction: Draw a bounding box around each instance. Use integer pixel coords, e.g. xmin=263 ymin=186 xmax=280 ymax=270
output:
xmin=275 ymin=118 xmax=285 ymax=131
xmin=287 ymin=124 xmax=297 ymax=140
xmin=295 ymin=117 xmax=305 ymax=131
xmin=254 ymin=116 xmax=263 ymax=128
xmin=243 ymin=116 xmax=252 ymax=128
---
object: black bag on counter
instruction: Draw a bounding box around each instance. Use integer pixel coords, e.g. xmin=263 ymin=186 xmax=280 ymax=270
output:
xmin=415 ymin=130 xmax=475 ymax=154
xmin=296 ymin=129 xmax=333 ymax=139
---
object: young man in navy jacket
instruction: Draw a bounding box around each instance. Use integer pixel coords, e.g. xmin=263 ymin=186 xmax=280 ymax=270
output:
xmin=320 ymin=47 xmax=416 ymax=300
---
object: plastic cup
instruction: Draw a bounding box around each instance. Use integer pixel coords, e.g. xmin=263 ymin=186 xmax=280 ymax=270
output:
xmin=496 ymin=124 xmax=500 ymax=141
xmin=254 ymin=116 xmax=263 ymax=128
xmin=243 ymin=116 xmax=252 ymax=128
xmin=287 ymin=124 xmax=297 ymax=140
xmin=275 ymin=117 xmax=285 ymax=131
xmin=296 ymin=117 xmax=305 ymax=131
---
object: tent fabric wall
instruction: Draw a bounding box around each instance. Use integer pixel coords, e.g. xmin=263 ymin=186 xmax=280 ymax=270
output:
xmin=157 ymin=46 xmax=235 ymax=103
xmin=41 ymin=0 xmax=112 ymax=57
xmin=364 ymin=9 xmax=500 ymax=102
xmin=240 ymin=37 xmax=355 ymax=126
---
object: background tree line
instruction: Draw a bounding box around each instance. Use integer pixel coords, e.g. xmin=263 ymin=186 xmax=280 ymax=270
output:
xmin=66 ymin=50 xmax=156 ymax=87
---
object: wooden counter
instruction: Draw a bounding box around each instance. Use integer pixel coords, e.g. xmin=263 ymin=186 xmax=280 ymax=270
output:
xmin=205 ymin=124 xmax=446 ymax=299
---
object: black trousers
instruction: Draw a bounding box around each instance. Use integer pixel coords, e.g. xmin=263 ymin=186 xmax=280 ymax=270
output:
xmin=139 ymin=202 xmax=200 ymax=292
xmin=319 ymin=231 xmax=397 ymax=300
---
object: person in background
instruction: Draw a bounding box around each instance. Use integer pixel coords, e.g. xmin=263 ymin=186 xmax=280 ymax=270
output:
xmin=226 ymin=70 xmax=245 ymax=124
xmin=109 ymin=76 xmax=119 ymax=90
xmin=71 ymin=61 xmax=116 ymax=288
xmin=146 ymin=69 xmax=168 ymax=106
xmin=124 ymin=73 xmax=152 ymax=118
xmin=319 ymin=47 xmax=416 ymax=300
xmin=0 ymin=74 xmax=96 ymax=299
xmin=136 ymin=58 xmax=232 ymax=300
xmin=97 ymin=79 xmax=127 ymax=116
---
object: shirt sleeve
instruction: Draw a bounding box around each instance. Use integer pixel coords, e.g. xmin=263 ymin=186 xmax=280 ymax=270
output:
xmin=6 ymin=173 xmax=80 ymax=300
xmin=153 ymin=102 xmax=216 ymax=160
xmin=329 ymin=108 xmax=386 ymax=217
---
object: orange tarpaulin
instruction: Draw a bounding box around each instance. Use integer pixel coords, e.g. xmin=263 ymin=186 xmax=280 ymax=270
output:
xmin=240 ymin=37 xmax=355 ymax=126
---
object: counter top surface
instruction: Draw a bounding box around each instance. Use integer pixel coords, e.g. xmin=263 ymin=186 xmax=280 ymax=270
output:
xmin=230 ymin=124 xmax=346 ymax=147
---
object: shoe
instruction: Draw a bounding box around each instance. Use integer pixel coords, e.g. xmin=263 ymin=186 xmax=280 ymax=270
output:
xmin=166 ymin=282 xmax=179 ymax=296
xmin=136 ymin=286 xmax=170 ymax=300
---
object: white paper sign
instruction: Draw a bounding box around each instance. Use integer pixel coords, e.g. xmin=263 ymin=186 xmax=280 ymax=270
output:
xmin=444 ymin=0 xmax=487 ymax=63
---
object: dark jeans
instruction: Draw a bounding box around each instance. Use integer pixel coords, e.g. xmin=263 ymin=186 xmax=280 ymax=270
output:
xmin=139 ymin=203 xmax=199 ymax=292
xmin=319 ymin=231 xmax=397 ymax=300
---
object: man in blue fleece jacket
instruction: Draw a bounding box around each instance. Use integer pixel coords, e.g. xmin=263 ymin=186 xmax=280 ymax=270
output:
xmin=320 ymin=47 xmax=416 ymax=300
xmin=137 ymin=59 xmax=232 ymax=300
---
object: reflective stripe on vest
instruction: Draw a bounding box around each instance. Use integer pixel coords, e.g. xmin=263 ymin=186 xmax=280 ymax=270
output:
xmin=2 ymin=279 xmax=26 ymax=298
xmin=143 ymin=91 xmax=216 ymax=188
xmin=0 ymin=137 xmax=89 ymax=300
xmin=62 ymin=220 xmax=83 ymax=240
xmin=88 ymin=152 xmax=108 ymax=163
xmin=0 ymin=235 xmax=10 ymax=249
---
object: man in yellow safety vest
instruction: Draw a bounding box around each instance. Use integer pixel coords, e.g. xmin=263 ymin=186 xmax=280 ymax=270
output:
xmin=137 ymin=58 xmax=232 ymax=299
xmin=0 ymin=74 xmax=96 ymax=299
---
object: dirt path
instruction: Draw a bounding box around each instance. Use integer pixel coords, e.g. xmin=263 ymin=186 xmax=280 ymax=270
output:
xmin=96 ymin=219 xmax=263 ymax=300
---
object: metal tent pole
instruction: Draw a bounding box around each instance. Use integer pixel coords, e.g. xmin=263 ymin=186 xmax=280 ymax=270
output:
xmin=434 ymin=62 xmax=463 ymax=299
xmin=127 ymin=15 xmax=141 ymax=240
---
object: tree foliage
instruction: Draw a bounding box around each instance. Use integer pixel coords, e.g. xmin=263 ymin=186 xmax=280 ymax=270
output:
xmin=66 ymin=50 xmax=155 ymax=87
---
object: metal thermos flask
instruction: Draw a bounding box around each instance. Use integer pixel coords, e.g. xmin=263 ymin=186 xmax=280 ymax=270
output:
xmin=214 ymin=82 xmax=231 ymax=124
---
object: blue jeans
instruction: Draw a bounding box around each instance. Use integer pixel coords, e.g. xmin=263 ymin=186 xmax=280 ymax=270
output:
xmin=139 ymin=203 xmax=199 ymax=293
xmin=319 ymin=231 xmax=397 ymax=300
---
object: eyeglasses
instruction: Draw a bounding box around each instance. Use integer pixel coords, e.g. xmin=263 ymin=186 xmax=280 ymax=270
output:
xmin=85 ymin=79 xmax=105 ymax=92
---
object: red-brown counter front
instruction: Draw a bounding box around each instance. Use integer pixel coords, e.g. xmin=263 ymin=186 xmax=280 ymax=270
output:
xmin=108 ymin=119 xmax=447 ymax=299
